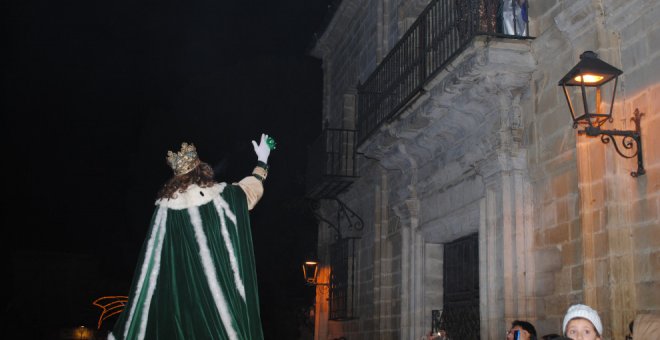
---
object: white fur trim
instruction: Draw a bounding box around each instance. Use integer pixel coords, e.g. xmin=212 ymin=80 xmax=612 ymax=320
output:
xmin=123 ymin=205 xmax=167 ymax=339
xmin=108 ymin=333 xmax=116 ymax=340
xmin=214 ymin=195 xmax=237 ymax=226
xmin=136 ymin=207 xmax=168 ymax=340
xmin=213 ymin=197 xmax=246 ymax=300
xmin=156 ymin=183 xmax=226 ymax=210
xmin=188 ymin=206 xmax=238 ymax=340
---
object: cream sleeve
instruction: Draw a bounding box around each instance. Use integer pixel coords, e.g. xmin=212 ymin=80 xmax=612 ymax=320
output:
xmin=236 ymin=169 xmax=266 ymax=210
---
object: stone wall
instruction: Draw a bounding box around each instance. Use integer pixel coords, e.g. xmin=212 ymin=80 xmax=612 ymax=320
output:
xmin=312 ymin=0 xmax=378 ymax=129
xmin=312 ymin=0 xmax=431 ymax=130
xmin=312 ymin=0 xmax=660 ymax=339
xmin=527 ymin=0 xmax=660 ymax=338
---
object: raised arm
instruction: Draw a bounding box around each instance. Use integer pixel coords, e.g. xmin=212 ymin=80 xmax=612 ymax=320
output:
xmin=237 ymin=133 xmax=275 ymax=210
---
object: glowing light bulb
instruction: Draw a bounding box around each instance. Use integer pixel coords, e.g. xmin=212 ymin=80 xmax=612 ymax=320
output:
xmin=574 ymin=74 xmax=604 ymax=84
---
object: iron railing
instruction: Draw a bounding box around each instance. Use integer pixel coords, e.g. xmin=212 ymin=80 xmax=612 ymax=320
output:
xmin=357 ymin=0 xmax=529 ymax=144
xmin=306 ymin=128 xmax=359 ymax=199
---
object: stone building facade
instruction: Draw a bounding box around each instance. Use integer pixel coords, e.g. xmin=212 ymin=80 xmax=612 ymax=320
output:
xmin=306 ymin=1 xmax=660 ymax=339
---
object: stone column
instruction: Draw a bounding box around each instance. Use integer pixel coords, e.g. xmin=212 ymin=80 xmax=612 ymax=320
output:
xmin=574 ymin=98 xmax=643 ymax=339
xmin=397 ymin=196 xmax=424 ymax=340
xmin=555 ymin=2 xmax=644 ymax=337
xmin=373 ymin=170 xmax=384 ymax=338
xmin=480 ymin=148 xmax=535 ymax=339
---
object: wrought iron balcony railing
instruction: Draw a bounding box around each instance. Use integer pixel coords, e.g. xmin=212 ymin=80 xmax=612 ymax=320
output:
xmin=357 ymin=0 xmax=530 ymax=144
xmin=306 ymin=128 xmax=359 ymax=199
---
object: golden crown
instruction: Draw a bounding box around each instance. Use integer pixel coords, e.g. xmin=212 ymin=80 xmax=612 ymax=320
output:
xmin=166 ymin=142 xmax=201 ymax=175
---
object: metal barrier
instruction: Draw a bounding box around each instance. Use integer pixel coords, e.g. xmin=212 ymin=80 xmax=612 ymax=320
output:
xmin=306 ymin=128 xmax=358 ymax=199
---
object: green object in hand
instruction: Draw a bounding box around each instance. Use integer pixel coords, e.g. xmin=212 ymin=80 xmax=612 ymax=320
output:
xmin=266 ymin=136 xmax=276 ymax=150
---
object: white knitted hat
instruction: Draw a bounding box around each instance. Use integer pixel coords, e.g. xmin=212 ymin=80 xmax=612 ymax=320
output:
xmin=562 ymin=304 xmax=603 ymax=336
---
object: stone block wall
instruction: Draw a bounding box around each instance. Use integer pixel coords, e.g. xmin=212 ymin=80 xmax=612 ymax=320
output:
xmin=527 ymin=0 xmax=660 ymax=338
xmin=313 ymin=0 xmax=432 ymax=130
xmin=618 ymin=0 xmax=660 ymax=329
xmin=313 ymin=0 xmax=379 ymax=129
xmin=312 ymin=0 xmax=660 ymax=339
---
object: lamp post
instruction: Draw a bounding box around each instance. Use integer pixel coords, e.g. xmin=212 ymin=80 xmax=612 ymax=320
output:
xmin=558 ymin=51 xmax=645 ymax=177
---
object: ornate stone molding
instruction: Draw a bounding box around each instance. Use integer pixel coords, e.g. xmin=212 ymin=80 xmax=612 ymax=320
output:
xmin=392 ymin=197 xmax=421 ymax=230
xmin=359 ymin=37 xmax=534 ymax=184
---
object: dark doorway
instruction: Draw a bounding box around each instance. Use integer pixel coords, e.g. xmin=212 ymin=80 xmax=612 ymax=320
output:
xmin=442 ymin=233 xmax=479 ymax=339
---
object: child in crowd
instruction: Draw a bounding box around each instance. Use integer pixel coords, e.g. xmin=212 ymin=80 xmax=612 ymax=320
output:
xmin=562 ymin=304 xmax=602 ymax=340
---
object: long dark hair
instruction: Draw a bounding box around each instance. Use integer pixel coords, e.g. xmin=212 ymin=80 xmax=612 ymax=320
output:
xmin=157 ymin=161 xmax=216 ymax=199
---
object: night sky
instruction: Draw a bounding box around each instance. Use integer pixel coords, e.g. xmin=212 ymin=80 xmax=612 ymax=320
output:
xmin=3 ymin=0 xmax=331 ymax=338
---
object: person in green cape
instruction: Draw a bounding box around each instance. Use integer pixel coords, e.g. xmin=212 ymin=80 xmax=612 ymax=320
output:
xmin=109 ymin=134 xmax=275 ymax=340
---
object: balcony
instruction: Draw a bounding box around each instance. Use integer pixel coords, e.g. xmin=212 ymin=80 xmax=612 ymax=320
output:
xmin=306 ymin=128 xmax=359 ymax=199
xmin=357 ymin=0 xmax=530 ymax=145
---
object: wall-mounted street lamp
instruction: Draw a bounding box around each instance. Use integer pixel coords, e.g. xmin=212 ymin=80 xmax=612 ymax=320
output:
xmin=558 ymin=50 xmax=645 ymax=177
xmin=302 ymin=259 xmax=320 ymax=285
xmin=77 ymin=326 xmax=87 ymax=340
xmin=302 ymin=258 xmax=329 ymax=287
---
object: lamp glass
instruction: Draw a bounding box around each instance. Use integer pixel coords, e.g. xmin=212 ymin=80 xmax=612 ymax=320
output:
xmin=302 ymin=261 xmax=319 ymax=285
xmin=558 ymin=51 xmax=623 ymax=127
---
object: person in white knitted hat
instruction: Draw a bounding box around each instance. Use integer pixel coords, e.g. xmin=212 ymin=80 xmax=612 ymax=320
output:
xmin=562 ymin=304 xmax=603 ymax=340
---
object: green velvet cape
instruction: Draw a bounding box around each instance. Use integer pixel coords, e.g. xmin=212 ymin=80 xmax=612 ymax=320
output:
xmin=110 ymin=183 xmax=263 ymax=340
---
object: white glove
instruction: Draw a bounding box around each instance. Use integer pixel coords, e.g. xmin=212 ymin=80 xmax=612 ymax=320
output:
xmin=251 ymin=133 xmax=271 ymax=164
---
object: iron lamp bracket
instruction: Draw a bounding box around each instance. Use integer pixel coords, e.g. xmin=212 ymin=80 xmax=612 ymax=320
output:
xmin=577 ymin=109 xmax=645 ymax=177
xmin=309 ymin=197 xmax=364 ymax=239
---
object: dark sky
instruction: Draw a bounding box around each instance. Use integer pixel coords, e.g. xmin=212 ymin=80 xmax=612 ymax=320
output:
xmin=3 ymin=0 xmax=331 ymax=337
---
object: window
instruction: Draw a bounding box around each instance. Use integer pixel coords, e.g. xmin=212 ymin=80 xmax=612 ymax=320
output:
xmin=329 ymin=237 xmax=359 ymax=320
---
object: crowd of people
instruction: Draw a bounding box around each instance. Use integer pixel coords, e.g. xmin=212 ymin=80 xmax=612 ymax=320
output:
xmin=426 ymin=303 xmax=659 ymax=340
xmin=503 ymin=304 xmax=660 ymax=340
